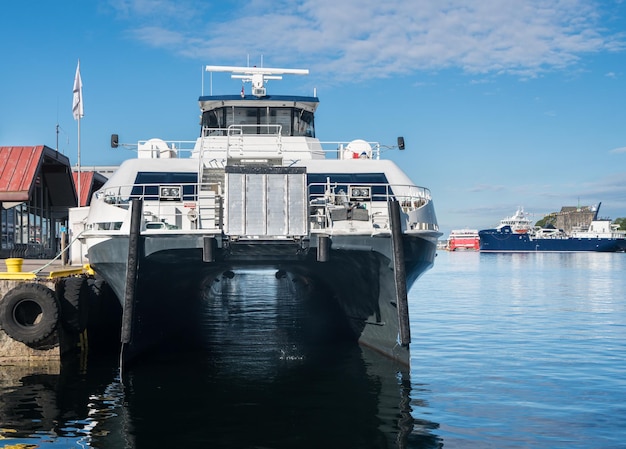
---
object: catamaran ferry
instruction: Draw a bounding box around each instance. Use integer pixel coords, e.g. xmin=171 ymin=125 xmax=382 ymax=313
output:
xmin=73 ymin=65 xmax=441 ymax=365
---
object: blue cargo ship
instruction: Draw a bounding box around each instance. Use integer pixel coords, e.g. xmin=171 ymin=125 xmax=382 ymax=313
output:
xmin=479 ymin=205 xmax=626 ymax=252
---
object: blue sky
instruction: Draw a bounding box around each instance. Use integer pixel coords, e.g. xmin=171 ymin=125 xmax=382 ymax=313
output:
xmin=1 ymin=0 xmax=625 ymax=234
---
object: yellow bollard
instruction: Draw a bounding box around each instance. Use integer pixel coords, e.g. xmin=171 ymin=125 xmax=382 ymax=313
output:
xmin=5 ymin=257 xmax=24 ymax=273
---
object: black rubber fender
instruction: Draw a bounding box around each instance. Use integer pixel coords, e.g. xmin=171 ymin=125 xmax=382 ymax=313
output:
xmin=86 ymin=277 xmax=122 ymax=353
xmin=0 ymin=283 xmax=59 ymax=345
xmin=87 ymin=276 xmax=121 ymax=321
xmin=59 ymin=276 xmax=89 ymax=332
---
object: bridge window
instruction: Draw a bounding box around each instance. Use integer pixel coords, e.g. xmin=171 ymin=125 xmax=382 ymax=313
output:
xmin=294 ymin=110 xmax=314 ymax=137
xmin=202 ymin=106 xmax=315 ymax=137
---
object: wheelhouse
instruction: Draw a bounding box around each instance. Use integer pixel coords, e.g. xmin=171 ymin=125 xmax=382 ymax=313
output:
xmin=199 ymin=95 xmax=318 ymax=137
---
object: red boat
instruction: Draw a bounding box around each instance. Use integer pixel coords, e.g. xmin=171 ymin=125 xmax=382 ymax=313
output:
xmin=446 ymin=229 xmax=480 ymax=251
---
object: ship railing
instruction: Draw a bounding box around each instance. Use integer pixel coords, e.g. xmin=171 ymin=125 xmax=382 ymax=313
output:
xmin=226 ymin=124 xmax=283 ymax=159
xmin=201 ymin=124 xmax=283 ymax=138
xmin=94 ymin=179 xmax=434 ymax=234
xmin=137 ymin=139 xmax=197 ymax=157
xmin=135 ymin=136 xmax=403 ymax=162
xmin=199 ymin=134 xmax=388 ymax=161
xmin=317 ymin=141 xmax=383 ymax=160
xmin=197 ymin=125 xmax=284 ymax=160
xmin=307 ymin=182 xmax=433 ymax=232
xmin=95 ymin=182 xmax=224 ymax=232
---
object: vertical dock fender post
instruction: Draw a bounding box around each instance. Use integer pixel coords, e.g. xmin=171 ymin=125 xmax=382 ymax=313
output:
xmin=120 ymin=198 xmax=143 ymax=374
xmin=203 ymin=236 xmax=216 ymax=262
xmin=389 ymin=200 xmax=411 ymax=346
xmin=317 ymin=234 xmax=330 ymax=262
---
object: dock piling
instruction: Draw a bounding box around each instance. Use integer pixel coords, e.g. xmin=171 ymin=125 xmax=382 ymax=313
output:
xmin=120 ymin=199 xmax=143 ymax=373
xmin=389 ymin=200 xmax=410 ymax=346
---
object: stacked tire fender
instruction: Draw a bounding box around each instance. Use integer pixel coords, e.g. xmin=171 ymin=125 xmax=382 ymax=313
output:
xmin=0 ymin=283 xmax=59 ymax=350
xmin=56 ymin=276 xmax=89 ymax=334
xmin=0 ymin=276 xmax=121 ymax=352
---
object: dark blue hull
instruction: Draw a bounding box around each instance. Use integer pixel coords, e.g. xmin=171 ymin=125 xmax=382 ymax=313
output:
xmin=479 ymin=229 xmax=626 ymax=252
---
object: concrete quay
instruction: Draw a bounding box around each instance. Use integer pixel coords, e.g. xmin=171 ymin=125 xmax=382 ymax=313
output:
xmin=0 ymin=259 xmax=92 ymax=365
xmin=1 ymin=258 xmax=86 ymax=279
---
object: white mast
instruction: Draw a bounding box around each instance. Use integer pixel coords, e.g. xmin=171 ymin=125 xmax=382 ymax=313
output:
xmin=205 ymin=65 xmax=309 ymax=97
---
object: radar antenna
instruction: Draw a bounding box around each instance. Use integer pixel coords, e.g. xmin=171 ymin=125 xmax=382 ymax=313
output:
xmin=205 ymin=65 xmax=309 ymax=97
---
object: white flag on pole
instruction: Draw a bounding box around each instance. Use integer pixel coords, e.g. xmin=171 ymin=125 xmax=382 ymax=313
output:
xmin=72 ymin=60 xmax=84 ymax=120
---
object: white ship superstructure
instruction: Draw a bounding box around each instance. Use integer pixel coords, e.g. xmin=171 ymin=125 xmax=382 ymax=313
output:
xmin=75 ymin=66 xmax=441 ymax=364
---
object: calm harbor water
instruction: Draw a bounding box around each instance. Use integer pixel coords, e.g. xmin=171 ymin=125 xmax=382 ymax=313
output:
xmin=1 ymin=251 xmax=625 ymax=448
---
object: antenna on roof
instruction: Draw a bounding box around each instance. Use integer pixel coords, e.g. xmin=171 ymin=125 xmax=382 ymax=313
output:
xmin=205 ymin=65 xmax=309 ymax=98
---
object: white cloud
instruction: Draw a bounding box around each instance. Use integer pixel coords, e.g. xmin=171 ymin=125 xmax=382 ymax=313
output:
xmin=110 ymin=0 xmax=625 ymax=80
xmin=132 ymin=26 xmax=185 ymax=47
xmin=610 ymin=146 xmax=626 ymax=154
xmin=572 ymin=173 xmax=626 ymax=210
xmin=468 ymin=183 xmax=506 ymax=193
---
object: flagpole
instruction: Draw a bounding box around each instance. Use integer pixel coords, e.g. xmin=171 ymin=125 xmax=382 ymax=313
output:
xmin=72 ymin=59 xmax=84 ymax=207
xmin=77 ymin=115 xmax=81 ymax=206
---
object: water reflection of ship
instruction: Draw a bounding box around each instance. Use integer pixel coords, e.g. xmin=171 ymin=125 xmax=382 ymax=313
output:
xmin=123 ymin=346 xmax=442 ymax=448
xmin=0 ymin=357 xmax=132 ymax=448
xmin=124 ymin=270 xmax=441 ymax=448
xmin=0 ymin=348 xmax=442 ymax=448
xmin=0 ymin=270 xmax=444 ymax=448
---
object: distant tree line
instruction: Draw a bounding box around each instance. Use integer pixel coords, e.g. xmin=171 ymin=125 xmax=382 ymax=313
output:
xmin=535 ymin=213 xmax=557 ymax=229
xmin=614 ymin=217 xmax=626 ymax=230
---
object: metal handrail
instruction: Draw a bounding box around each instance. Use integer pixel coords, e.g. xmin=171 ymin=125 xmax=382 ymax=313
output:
xmin=136 ymin=136 xmax=399 ymax=161
xmin=306 ymin=182 xmax=432 ymax=231
xmin=98 ymin=180 xmax=431 ymax=205
xmin=93 ymin=179 xmax=433 ymax=234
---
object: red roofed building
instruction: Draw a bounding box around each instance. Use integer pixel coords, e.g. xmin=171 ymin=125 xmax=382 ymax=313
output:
xmin=72 ymin=170 xmax=107 ymax=207
xmin=0 ymin=145 xmax=77 ymax=258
